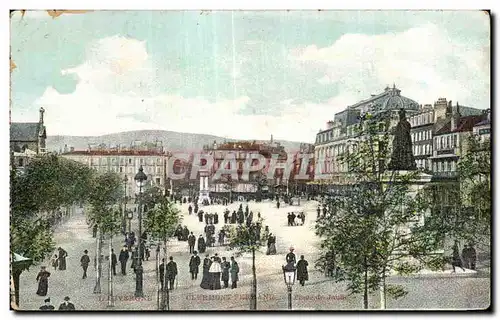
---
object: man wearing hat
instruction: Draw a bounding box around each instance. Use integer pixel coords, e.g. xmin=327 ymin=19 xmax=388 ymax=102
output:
xmin=189 ymin=251 xmax=201 ymax=280
xmin=286 ymin=247 xmax=296 ymax=265
xmin=80 ymin=250 xmax=90 ymax=279
xmin=58 ymin=296 xmax=75 ymax=310
xmin=39 ymin=298 xmax=54 ymax=310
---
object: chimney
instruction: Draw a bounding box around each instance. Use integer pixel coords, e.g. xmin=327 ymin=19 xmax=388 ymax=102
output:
xmin=39 ymin=107 xmax=45 ymax=124
xmin=213 ymin=140 xmax=218 ymax=150
xmin=451 ymin=102 xmax=461 ymax=131
xmin=270 ymin=134 xmax=273 ymax=144
xmin=70 ymin=147 xmax=75 ymax=152
xmin=326 ymin=121 xmax=334 ymax=129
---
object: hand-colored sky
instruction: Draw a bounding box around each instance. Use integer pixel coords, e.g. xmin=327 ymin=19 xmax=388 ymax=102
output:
xmin=10 ymin=10 xmax=489 ymax=142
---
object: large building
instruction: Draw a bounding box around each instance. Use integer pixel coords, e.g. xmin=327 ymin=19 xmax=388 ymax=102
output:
xmin=61 ymin=142 xmax=169 ymax=199
xmin=313 ymin=85 xmax=421 ymax=187
xmin=202 ymin=137 xmax=288 ymax=196
xmin=10 ymin=107 xmax=47 ymax=170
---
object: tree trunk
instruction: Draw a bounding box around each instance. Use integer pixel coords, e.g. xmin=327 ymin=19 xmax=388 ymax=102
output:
xmin=250 ymin=247 xmax=257 ymax=310
xmin=161 ymin=239 xmax=169 ymax=311
xmin=156 ymin=245 xmax=160 ymax=310
xmin=379 ymin=271 xmax=386 ymax=309
xmin=93 ymin=231 xmax=102 ymax=294
xmin=363 ymin=257 xmax=369 ymax=309
xmin=107 ymin=235 xmax=114 ymax=307
xmin=12 ymin=270 xmax=21 ymax=309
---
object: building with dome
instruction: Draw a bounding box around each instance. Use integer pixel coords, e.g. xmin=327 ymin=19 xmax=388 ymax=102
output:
xmin=312 ymin=85 xmax=421 ymax=188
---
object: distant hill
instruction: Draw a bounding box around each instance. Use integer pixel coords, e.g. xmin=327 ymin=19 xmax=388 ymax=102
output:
xmin=47 ymin=130 xmax=308 ymax=153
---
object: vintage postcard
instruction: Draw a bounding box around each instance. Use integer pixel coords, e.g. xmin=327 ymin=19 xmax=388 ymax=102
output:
xmin=9 ymin=10 xmax=491 ymax=311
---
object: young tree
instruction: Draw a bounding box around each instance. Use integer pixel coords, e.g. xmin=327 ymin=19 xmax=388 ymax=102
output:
xmin=10 ymin=155 xmax=96 ymax=306
xmin=315 ymin=114 xmax=444 ymax=309
xmin=227 ymin=221 xmax=263 ymax=310
xmin=143 ymin=187 xmax=182 ymax=311
xmin=86 ymin=172 xmax=123 ymax=294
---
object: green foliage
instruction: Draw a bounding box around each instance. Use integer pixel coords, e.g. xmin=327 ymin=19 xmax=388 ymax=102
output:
xmin=315 ymin=114 xmax=442 ymax=306
xmin=10 ymin=155 xmax=96 ymax=262
xmin=143 ymin=186 xmax=182 ymax=241
xmin=87 ymin=171 xmax=123 ymax=235
xmin=422 ymin=135 xmax=491 ymax=247
xmin=227 ymin=223 xmax=263 ymax=254
xmin=385 ymin=284 xmax=408 ymax=300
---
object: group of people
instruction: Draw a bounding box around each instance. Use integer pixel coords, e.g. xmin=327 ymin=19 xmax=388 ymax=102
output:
xmin=174 ymin=225 xmax=191 ymax=242
xmin=316 ymin=205 xmax=328 ymax=219
xmin=199 ymin=253 xmax=240 ymax=290
xmin=452 ymin=241 xmax=478 ymax=272
xmin=39 ymin=296 xmax=75 ymax=311
xmin=284 ymin=248 xmax=310 ymax=286
xmin=286 ymin=212 xmax=306 ymax=226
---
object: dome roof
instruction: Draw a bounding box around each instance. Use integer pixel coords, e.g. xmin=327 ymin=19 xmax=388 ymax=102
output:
xmin=348 ymin=85 xmax=420 ymax=114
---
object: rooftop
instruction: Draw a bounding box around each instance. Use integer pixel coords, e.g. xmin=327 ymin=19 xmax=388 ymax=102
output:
xmin=10 ymin=122 xmax=45 ymax=141
xmin=61 ymin=150 xmax=166 ymax=156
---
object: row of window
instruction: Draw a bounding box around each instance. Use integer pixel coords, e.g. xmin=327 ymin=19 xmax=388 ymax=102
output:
xmin=315 ymin=144 xmax=345 ymax=158
xmin=434 ymin=134 xmax=458 ymax=151
xmin=433 ymin=160 xmax=457 ymax=172
xmin=409 ymin=112 xmax=433 ymax=127
xmin=88 ymin=157 xmax=164 ymax=166
xmin=413 ymin=143 xmax=432 ymax=156
xmin=92 ymin=165 xmax=163 ymax=175
xmin=411 ymin=130 xmax=432 ymax=142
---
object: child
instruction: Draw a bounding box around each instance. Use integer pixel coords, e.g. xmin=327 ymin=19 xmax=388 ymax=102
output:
xmin=50 ymin=254 xmax=59 ymax=270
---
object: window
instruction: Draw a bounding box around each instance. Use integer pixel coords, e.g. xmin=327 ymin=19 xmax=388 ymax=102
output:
xmin=140 ymin=158 xmax=144 ymax=165
xmin=18 ymin=158 xmax=24 ymax=167
xmin=120 ymin=167 xmax=123 ymax=173
xmin=438 ymin=162 xmax=442 ymax=172
xmin=128 ymin=158 xmax=132 ymax=164
xmin=433 ymin=162 xmax=437 ymax=172
xmin=156 ymin=177 xmax=161 ymax=184
xmin=444 ymin=161 xmax=448 ymax=172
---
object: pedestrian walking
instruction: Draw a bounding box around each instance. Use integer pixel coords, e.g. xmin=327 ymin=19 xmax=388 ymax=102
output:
xmin=296 ymin=255 xmax=309 ymax=286
xmin=200 ymin=254 xmax=212 ymax=290
xmin=166 ymin=256 xmax=178 ymax=290
xmin=36 ymin=266 xmax=51 ymax=296
xmin=58 ymin=296 xmax=75 ymax=311
xmin=159 ymin=258 xmax=166 ymax=290
xmin=198 ymin=235 xmax=206 ymax=254
xmin=469 ymin=244 xmax=477 ymax=270
xmin=224 ymin=210 xmax=229 ymax=224
xmin=198 ymin=210 xmax=203 ymax=222
xmin=80 ymin=250 xmax=90 ymax=279
xmin=451 ymin=241 xmax=465 ymax=272
xmin=209 ymin=255 xmax=222 ymax=290
xmin=230 ymin=257 xmax=239 ymax=289
xmin=221 ymin=257 xmax=231 ymax=288
xmin=188 ymin=205 xmax=193 ymax=215
xmin=50 ymin=254 xmax=58 ymax=271
xmin=188 ymin=232 xmax=196 ymax=253
xmin=111 ymin=248 xmax=117 ymax=276
xmin=316 ymin=206 xmax=320 ymax=219
xmin=119 ymin=247 xmax=129 ymax=275
xmin=286 ymin=247 xmax=296 ymax=265
xmin=189 ymin=251 xmax=201 ymax=280
xmin=57 ymin=247 xmax=68 ymax=271
xmin=39 ymin=297 xmax=54 ymax=310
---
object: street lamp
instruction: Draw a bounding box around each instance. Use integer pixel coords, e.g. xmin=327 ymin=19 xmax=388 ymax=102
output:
xmin=282 ymin=263 xmax=297 ymax=310
xmin=122 ymin=175 xmax=128 ymax=234
xmin=134 ymin=165 xmax=147 ymax=298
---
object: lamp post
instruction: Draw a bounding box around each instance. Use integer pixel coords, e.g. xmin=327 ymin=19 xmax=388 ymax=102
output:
xmin=122 ymin=175 xmax=128 ymax=234
xmin=282 ymin=263 xmax=296 ymax=310
xmin=134 ymin=165 xmax=147 ymax=298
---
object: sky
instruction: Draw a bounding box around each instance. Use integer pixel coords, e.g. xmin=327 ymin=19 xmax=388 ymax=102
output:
xmin=10 ymin=10 xmax=490 ymax=142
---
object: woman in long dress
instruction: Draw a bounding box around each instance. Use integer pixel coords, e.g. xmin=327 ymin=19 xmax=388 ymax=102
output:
xmin=200 ymin=254 xmax=212 ymax=289
xmin=57 ymin=247 xmax=67 ymax=271
xmin=36 ymin=266 xmax=51 ymax=296
xmin=209 ymin=256 xmax=222 ymax=290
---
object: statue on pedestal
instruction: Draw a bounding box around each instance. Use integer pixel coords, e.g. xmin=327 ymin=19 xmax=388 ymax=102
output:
xmin=388 ymin=109 xmax=417 ymax=171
